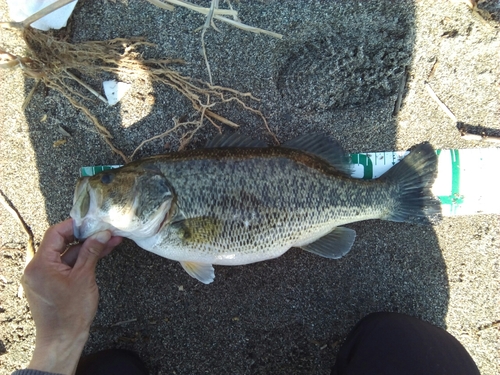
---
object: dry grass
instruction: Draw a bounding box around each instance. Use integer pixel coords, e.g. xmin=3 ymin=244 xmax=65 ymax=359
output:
xmin=0 ymin=0 xmax=280 ymax=162
xmin=0 ymin=27 xmax=276 ymax=162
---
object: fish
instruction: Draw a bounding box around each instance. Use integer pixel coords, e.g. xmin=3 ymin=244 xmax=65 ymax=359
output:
xmin=70 ymin=133 xmax=441 ymax=284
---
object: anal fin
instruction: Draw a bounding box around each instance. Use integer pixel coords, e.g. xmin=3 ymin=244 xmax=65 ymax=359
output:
xmin=300 ymin=227 xmax=356 ymax=259
xmin=180 ymin=261 xmax=215 ymax=284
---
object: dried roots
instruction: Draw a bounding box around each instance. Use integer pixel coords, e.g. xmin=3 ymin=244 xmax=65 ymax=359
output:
xmin=2 ymin=27 xmax=276 ymax=162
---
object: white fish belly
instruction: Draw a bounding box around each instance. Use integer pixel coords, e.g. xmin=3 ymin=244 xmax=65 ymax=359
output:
xmin=146 ymin=240 xmax=292 ymax=266
xmin=135 ymin=220 xmax=344 ymax=266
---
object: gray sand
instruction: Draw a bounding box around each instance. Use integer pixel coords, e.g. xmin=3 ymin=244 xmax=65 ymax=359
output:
xmin=1 ymin=1 xmax=499 ymax=374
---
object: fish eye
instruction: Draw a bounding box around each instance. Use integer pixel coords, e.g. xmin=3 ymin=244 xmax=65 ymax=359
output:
xmin=100 ymin=173 xmax=114 ymax=184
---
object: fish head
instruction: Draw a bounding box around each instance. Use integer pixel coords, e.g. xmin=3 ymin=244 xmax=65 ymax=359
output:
xmin=70 ymin=166 xmax=175 ymax=240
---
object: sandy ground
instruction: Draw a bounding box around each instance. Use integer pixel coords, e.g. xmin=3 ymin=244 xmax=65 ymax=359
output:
xmin=1 ymin=0 xmax=499 ymax=374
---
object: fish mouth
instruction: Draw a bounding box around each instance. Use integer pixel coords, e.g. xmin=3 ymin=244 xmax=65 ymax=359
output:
xmin=70 ymin=177 xmax=98 ymax=240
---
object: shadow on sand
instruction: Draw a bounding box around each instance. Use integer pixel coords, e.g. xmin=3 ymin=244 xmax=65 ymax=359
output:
xmin=23 ymin=1 xmax=448 ymax=373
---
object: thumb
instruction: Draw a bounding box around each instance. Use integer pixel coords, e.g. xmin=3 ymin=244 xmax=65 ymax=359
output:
xmin=73 ymin=231 xmax=112 ymax=273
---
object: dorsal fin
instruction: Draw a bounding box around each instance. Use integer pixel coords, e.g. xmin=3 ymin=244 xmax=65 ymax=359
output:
xmin=283 ymin=134 xmax=352 ymax=175
xmin=205 ymin=133 xmax=267 ymax=148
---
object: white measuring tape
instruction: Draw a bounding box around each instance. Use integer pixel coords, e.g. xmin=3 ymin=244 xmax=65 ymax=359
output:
xmin=81 ymin=148 xmax=500 ymax=217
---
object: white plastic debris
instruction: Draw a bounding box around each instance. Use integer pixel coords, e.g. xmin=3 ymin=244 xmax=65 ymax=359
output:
xmin=103 ymin=80 xmax=132 ymax=106
xmin=6 ymin=0 xmax=78 ymax=31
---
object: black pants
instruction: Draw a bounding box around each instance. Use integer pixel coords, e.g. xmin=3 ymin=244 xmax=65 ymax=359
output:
xmin=331 ymin=312 xmax=480 ymax=375
xmin=76 ymin=349 xmax=149 ymax=375
xmin=77 ymin=312 xmax=479 ymax=375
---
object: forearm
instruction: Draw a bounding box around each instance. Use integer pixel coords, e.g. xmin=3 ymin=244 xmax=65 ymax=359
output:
xmin=26 ymin=332 xmax=88 ymax=375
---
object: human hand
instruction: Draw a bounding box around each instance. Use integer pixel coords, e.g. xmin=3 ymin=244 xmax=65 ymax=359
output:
xmin=21 ymin=218 xmax=122 ymax=375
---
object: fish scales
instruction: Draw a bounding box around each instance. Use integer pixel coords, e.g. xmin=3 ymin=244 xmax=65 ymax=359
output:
xmin=137 ymin=148 xmax=394 ymax=261
xmin=70 ymin=134 xmax=440 ymax=284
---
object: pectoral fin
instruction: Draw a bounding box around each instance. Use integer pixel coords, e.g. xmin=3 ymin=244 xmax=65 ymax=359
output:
xmin=300 ymin=227 xmax=356 ymax=259
xmin=180 ymin=261 xmax=215 ymax=284
xmin=171 ymin=217 xmax=222 ymax=244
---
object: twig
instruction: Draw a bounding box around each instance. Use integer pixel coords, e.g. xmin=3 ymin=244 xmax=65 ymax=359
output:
xmin=14 ymin=27 xmax=276 ymax=158
xmin=51 ymin=75 xmax=96 ymax=104
xmin=204 ymin=95 xmax=279 ymax=144
xmin=130 ymin=116 xmax=202 ymax=159
xmin=457 ymin=124 xmax=500 ymax=144
xmin=425 ymin=81 xmax=500 ymax=144
xmin=205 ymin=109 xmax=239 ymax=129
xmin=0 ymin=189 xmax=35 ymax=298
xmin=427 ymin=58 xmax=439 ymax=80
xmin=112 ymin=318 xmax=137 ymax=326
xmin=144 ymin=0 xmax=175 ymax=12
xmin=148 ymin=0 xmax=283 ymax=85
xmin=224 ymin=0 xmax=241 ymax=22
xmin=424 ymin=82 xmax=457 ymax=122
xmin=0 ymin=49 xmax=20 ymax=68
xmin=152 ymin=0 xmax=237 ymax=16
xmin=130 ymin=104 xmax=225 ymax=157
xmin=178 ymin=121 xmax=205 ymax=150
xmin=200 ymin=0 xmax=219 ymax=84
xmin=461 ymin=133 xmax=500 ymax=143
xmin=22 ymin=80 xmax=40 ymax=111
xmin=261 ymin=113 xmax=279 ymax=145
xmin=393 ymin=67 xmax=408 ymax=116
xmin=179 ymin=106 xmax=209 ymax=150
xmin=64 ymin=70 xmax=109 ymax=105
xmin=204 ymin=113 xmax=222 ymax=132
xmin=64 ymin=96 xmax=130 ymax=163
xmin=212 ymin=15 xmax=283 ymax=39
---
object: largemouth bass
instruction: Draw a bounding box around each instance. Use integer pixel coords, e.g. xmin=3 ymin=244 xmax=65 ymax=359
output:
xmin=70 ymin=134 xmax=441 ymax=284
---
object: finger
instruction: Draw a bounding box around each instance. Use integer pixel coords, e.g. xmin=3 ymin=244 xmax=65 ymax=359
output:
xmin=73 ymin=231 xmax=112 ymax=273
xmin=100 ymin=236 xmax=123 ymax=258
xmin=37 ymin=219 xmax=76 ymax=262
xmin=94 ymin=236 xmax=123 ymax=260
xmin=60 ymin=243 xmax=82 ymax=267
xmin=61 ymin=236 xmax=122 ymax=267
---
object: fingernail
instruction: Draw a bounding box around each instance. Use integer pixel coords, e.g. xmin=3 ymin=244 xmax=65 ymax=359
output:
xmin=90 ymin=231 xmax=111 ymax=244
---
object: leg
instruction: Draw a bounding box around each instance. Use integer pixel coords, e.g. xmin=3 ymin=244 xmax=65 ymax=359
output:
xmin=331 ymin=312 xmax=479 ymax=375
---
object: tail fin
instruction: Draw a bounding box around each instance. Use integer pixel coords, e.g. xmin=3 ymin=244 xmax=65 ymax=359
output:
xmin=380 ymin=143 xmax=441 ymax=224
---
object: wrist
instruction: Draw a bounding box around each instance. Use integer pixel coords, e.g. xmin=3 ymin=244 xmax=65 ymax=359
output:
xmin=28 ymin=331 xmax=88 ymax=375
